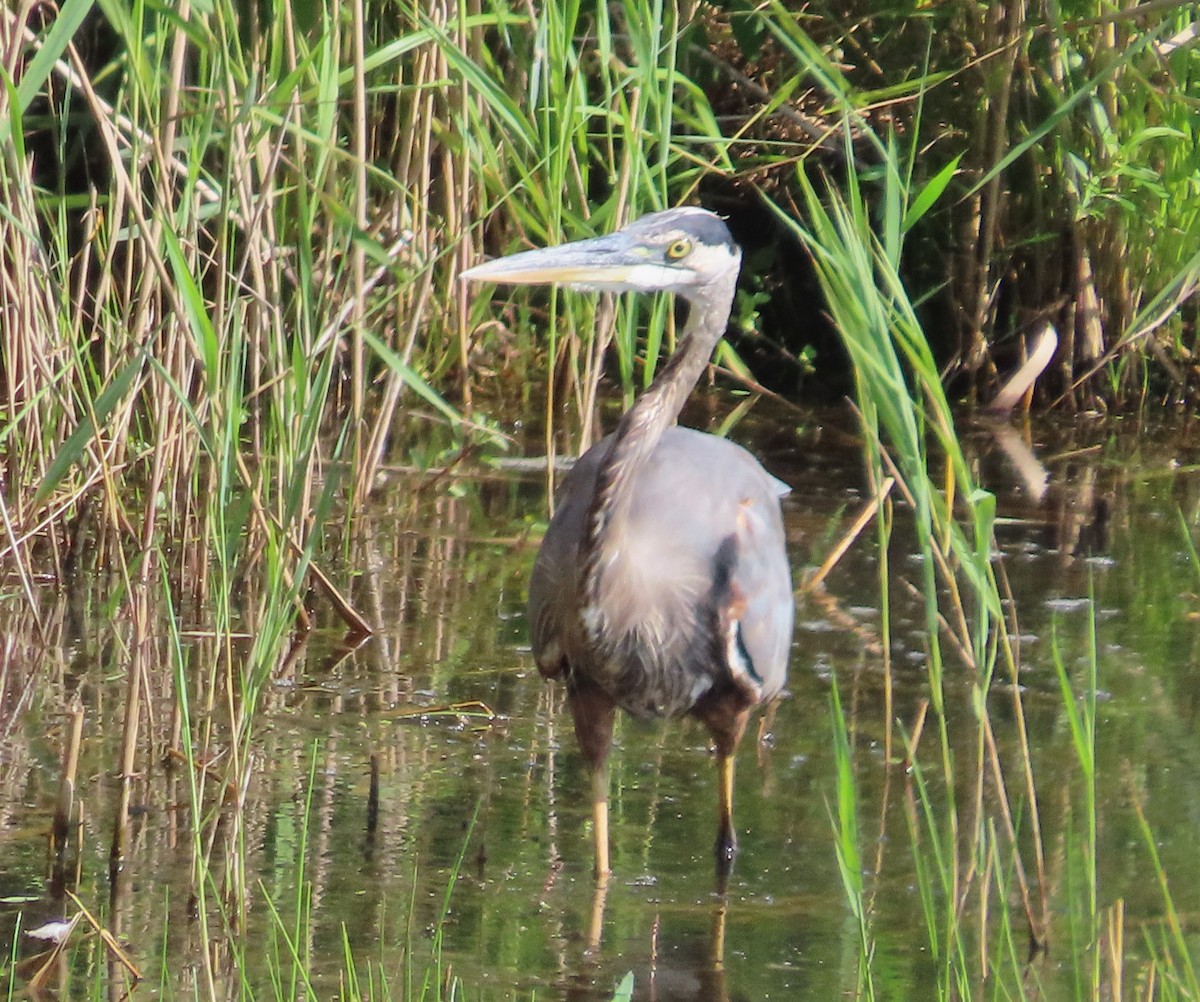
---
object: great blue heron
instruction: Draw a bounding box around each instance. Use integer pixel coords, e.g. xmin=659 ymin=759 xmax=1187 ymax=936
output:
xmin=463 ymin=207 xmax=793 ymax=878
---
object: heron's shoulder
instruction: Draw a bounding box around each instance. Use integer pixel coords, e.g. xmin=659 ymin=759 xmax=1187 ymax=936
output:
xmin=658 ymin=427 xmax=788 ymax=493
xmin=607 ymin=428 xmax=789 ymax=514
xmin=560 ymin=426 xmax=788 ymax=494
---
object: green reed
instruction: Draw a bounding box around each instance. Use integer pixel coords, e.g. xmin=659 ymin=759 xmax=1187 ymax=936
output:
xmin=769 ymin=91 xmax=1037 ymax=998
xmin=443 ymin=0 xmax=738 ymax=442
xmin=828 ymin=679 xmax=875 ymax=1001
xmin=4 ymin=0 xmax=1195 ymax=562
xmin=796 ymin=115 xmax=1200 ymax=993
xmin=3 ymin=0 xmax=742 ymax=592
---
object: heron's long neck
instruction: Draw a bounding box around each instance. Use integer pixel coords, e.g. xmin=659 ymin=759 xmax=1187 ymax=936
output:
xmin=582 ymin=271 xmax=738 ymax=569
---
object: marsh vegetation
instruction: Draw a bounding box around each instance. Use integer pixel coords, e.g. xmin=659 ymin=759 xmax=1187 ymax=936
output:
xmin=2 ymin=1 xmax=1199 ymax=998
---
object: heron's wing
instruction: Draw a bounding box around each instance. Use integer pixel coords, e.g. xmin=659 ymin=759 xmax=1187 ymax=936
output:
xmin=621 ymin=428 xmax=794 ymax=698
xmin=526 ymin=440 xmax=610 ymax=678
xmin=716 ymin=482 xmax=793 ymax=700
xmin=529 ymin=429 xmax=724 ymax=686
xmin=765 ymin=472 xmax=791 ymax=499
xmin=528 ymin=427 xmax=793 ymax=705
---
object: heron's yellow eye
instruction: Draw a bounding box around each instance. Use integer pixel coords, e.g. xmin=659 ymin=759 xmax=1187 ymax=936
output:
xmin=665 ymin=238 xmax=692 ymax=260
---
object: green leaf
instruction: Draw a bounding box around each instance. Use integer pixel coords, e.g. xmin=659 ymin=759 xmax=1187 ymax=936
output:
xmin=162 ymin=225 xmax=220 ymax=392
xmin=0 ymin=68 xmax=25 ymax=160
xmin=902 ymin=153 xmax=963 ymax=232
xmin=33 ymin=355 xmax=144 ymax=509
xmin=361 ymin=329 xmax=462 ymax=426
xmin=2 ymin=0 xmax=96 ymax=144
xmin=610 ymin=971 xmax=634 ymax=1002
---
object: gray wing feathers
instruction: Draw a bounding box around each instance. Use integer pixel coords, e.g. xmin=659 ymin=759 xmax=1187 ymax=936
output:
xmin=527 ymin=426 xmax=793 ymax=711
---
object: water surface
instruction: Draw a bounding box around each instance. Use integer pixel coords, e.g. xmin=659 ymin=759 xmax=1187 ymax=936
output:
xmin=2 ymin=405 xmax=1200 ymax=999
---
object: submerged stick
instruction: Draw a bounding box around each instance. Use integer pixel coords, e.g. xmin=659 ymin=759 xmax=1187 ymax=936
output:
xmin=367 ymin=753 xmax=380 ymax=838
xmin=803 ymin=477 xmax=895 ymax=593
xmin=66 ymin=891 xmax=143 ymax=981
xmin=51 ymin=706 xmax=85 ymax=855
xmin=285 ymin=529 xmax=372 ymax=636
xmin=110 ymin=620 xmax=146 ymax=882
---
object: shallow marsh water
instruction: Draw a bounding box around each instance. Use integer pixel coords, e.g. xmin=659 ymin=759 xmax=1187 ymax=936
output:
xmin=2 ymin=405 xmax=1200 ymax=999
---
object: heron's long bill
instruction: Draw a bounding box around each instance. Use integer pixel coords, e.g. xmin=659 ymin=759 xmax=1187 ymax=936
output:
xmin=460 ymin=232 xmax=674 ymax=293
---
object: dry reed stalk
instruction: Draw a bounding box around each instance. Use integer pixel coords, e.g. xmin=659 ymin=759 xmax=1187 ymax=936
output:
xmin=984 ymin=717 xmax=1044 ymax=941
xmin=110 ymin=612 xmax=146 ymax=878
xmin=281 ymin=524 xmax=371 ymax=635
xmin=1104 ymin=899 xmax=1125 ymax=1002
xmin=989 ymin=540 xmax=1049 ymax=926
xmin=852 ymin=410 xmax=980 ymax=670
xmin=1043 ymin=22 xmax=1104 ymax=399
xmin=66 ymin=890 xmax=143 ymax=981
xmin=453 ymin=4 xmax=477 ymax=412
xmin=804 ymin=477 xmax=896 ymax=593
xmin=52 ymin=704 xmax=85 ymax=855
xmin=0 ymin=487 xmax=45 ymax=638
xmin=864 ymin=451 xmax=897 ymax=766
xmin=578 ymin=296 xmax=617 ymax=453
xmin=0 ymin=100 xmax=66 ymax=525
xmin=8 ymin=0 xmax=322 ymax=587
xmin=57 ymin=35 xmax=190 ymax=564
xmin=870 ymin=730 xmax=896 ymax=916
xmin=365 ymin=8 xmax=502 ymax=490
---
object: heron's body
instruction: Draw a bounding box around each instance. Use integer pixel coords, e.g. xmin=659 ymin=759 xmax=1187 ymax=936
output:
xmin=462 ymin=206 xmax=793 ymax=878
xmin=530 ymin=426 xmax=791 ymax=720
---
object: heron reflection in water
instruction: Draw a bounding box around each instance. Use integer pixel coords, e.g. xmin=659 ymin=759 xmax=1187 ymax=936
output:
xmin=463 ymin=207 xmax=793 ymax=880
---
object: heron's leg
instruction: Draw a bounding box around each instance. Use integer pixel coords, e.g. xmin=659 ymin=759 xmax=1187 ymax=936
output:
xmin=699 ymin=703 xmax=751 ymax=877
xmin=590 ymin=760 xmax=611 ymax=879
xmin=715 ymin=751 xmax=738 ymax=868
xmin=567 ymin=681 xmax=617 ymax=879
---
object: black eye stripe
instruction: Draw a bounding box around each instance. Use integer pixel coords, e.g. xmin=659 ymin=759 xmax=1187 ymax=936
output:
xmin=669 ymin=210 xmax=735 ymax=250
xmin=622 ymin=207 xmax=736 ymax=252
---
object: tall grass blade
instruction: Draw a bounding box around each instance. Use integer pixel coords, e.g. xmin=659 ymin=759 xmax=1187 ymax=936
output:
xmin=5 ymin=0 xmax=96 ymax=134
xmin=32 ymin=356 xmax=144 ymax=510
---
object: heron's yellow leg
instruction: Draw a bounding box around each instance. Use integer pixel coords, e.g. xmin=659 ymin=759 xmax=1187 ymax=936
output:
xmin=567 ymin=683 xmax=616 ymax=879
xmin=715 ymin=752 xmax=738 ymax=868
xmin=591 ymin=761 xmax=611 ymax=879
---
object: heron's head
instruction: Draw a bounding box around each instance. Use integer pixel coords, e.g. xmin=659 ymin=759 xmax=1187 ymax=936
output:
xmin=461 ymin=207 xmax=741 ymax=304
